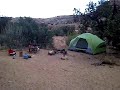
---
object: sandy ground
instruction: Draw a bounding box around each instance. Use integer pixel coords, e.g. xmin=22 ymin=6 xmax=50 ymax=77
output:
xmin=0 ymin=49 xmax=120 ymax=90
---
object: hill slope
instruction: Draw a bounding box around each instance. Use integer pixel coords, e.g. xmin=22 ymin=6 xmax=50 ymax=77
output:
xmin=34 ymin=15 xmax=74 ymax=25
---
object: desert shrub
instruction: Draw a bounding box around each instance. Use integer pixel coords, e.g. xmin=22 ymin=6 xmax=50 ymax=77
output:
xmin=66 ymin=33 xmax=79 ymax=46
xmin=1 ymin=17 xmax=54 ymax=49
xmin=53 ymin=29 xmax=64 ymax=36
xmin=61 ymin=25 xmax=75 ymax=36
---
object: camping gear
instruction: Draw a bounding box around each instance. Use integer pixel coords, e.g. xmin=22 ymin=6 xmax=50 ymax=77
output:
xmin=68 ymin=33 xmax=106 ymax=54
xmin=61 ymin=49 xmax=67 ymax=56
xmin=23 ymin=53 xmax=31 ymax=59
xmin=8 ymin=49 xmax=16 ymax=56
xmin=19 ymin=51 xmax=23 ymax=57
xmin=29 ymin=45 xmax=38 ymax=53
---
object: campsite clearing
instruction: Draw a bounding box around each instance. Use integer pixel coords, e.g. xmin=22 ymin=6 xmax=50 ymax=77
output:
xmin=0 ymin=49 xmax=120 ymax=90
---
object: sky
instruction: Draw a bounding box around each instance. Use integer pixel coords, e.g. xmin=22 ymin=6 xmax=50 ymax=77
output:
xmin=0 ymin=0 xmax=99 ymax=18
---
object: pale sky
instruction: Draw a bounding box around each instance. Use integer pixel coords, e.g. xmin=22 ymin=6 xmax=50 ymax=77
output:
xmin=0 ymin=0 xmax=98 ymax=18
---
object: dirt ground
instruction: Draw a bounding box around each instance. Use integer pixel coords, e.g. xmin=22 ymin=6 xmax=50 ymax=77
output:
xmin=0 ymin=49 xmax=120 ymax=90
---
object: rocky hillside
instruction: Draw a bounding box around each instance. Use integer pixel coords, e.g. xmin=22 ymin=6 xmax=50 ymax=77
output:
xmin=11 ymin=15 xmax=74 ymax=25
xmin=11 ymin=15 xmax=78 ymax=31
xmin=34 ymin=15 xmax=74 ymax=25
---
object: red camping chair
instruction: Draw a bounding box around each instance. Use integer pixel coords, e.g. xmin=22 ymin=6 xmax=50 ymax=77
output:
xmin=8 ymin=49 xmax=16 ymax=56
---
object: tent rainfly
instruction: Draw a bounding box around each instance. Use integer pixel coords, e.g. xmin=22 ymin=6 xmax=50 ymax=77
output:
xmin=68 ymin=33 xmax=106 ymax=54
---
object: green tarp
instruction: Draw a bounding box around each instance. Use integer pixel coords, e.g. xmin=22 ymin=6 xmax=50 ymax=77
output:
xmin=68 ymin=33 xmax=106 ymax=54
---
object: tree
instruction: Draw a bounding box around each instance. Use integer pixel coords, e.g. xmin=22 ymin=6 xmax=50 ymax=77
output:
xmin=0 ymin=17 xmax=12 ymax=34
xmin=85 ymin=1 xmax=97 ymax=14
xmin=78 ymin=0 xmax=120 ymax=48
xmin=73 ymin=8 xmax=82 ymax=22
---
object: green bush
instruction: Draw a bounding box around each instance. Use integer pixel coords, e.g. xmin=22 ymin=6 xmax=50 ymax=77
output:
xmin=53 ymin=29 xmax=64 ymax=36
xmin=66 ymin=33 xmax=79 ymax=46
xmin=0 ymin=17 xmax=54 ymax=49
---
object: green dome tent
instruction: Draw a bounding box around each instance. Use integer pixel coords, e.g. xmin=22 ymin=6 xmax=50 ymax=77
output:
xmin=68 ymin=33 xmax=106 ymax=54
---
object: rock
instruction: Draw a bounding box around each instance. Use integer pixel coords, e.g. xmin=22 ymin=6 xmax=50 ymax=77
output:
xmin=61 ymin=56 xmax=68 ymax=60
xmin=48 ymin=50 xmax=55 ymax=55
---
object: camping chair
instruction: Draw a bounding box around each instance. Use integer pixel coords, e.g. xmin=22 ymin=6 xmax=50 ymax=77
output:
xmin=8 ymin=49 xmax=16 ymax=56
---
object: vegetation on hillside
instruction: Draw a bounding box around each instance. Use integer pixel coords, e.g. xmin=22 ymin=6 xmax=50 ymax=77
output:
xmin=73 ymin=0 xmax=120 ymax=49
xmin=0 ymin=17 xmax=54 ymax=48
xmin=0 ymin=16 xmax=75 ymax=49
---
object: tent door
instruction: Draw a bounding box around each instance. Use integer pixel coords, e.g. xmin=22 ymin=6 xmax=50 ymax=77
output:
xmin=75 ymin=38 xmax=88 ymax=49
